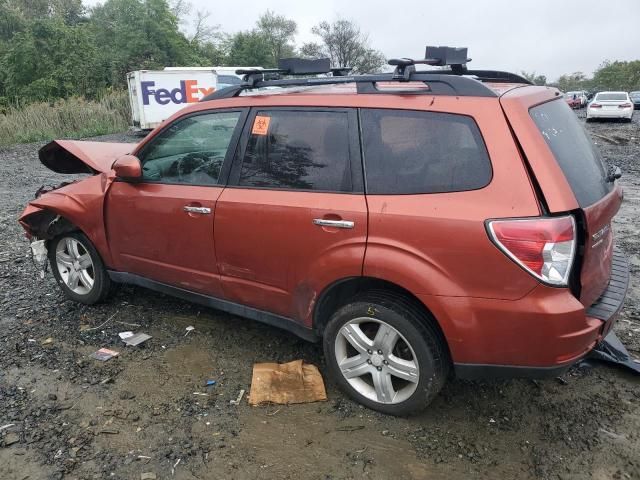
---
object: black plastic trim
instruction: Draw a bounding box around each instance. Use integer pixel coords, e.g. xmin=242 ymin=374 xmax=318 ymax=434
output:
xmin=454 ymin=361 xmax=575 ymax=380
xmin=108 ymin=271 xmax=319 ymax=342
xmin=586 ymin=247 xmax=629 ymax=321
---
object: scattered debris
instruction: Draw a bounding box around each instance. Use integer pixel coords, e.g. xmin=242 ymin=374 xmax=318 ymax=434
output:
xmin=185 ymin=326 xmax=195 ymax=336
xmin=555 ymin=377 xmax=568 ymax=385
xmin=248 ymin=360 xmax=327 ymax=406
xmin=83 ymin=312 xmax=119 ymax=332
xmin=123 ymin=332 xmax=152 ymax=346
xmin=589 ymin=331 xmax=640 ymax=374
xmin=335 ymin=425 xmax=365 ymax=432
xmin=205 ymin=379 xmax=217 ymax=387
xmin=230 ymin=389 xmax=246 ymax=405
xmin=41 ymin=337 xmax=53 ymax=345
xmin=118 ymin=331 xmax=134 ymax=340
xmin=99 ymin=429 xmax=119 ymax=435
xmin=141 ymin=473 xmax=156 ymax=480
xmin=0 ymin=424 xmax=15 ymax=432
xmin=193 ymin=392 xmax=208 ymax=397
xmin=116 ymin=321 xmax=141 ymax=328
xmin=2 ymin=432 xmax=20 ymax=446
xmin=90 ymin=348 xmax=119 ymax=362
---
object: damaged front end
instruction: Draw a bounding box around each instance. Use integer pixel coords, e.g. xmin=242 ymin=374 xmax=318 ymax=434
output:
xmin=18 ymin=139 xmax=134 ymax=271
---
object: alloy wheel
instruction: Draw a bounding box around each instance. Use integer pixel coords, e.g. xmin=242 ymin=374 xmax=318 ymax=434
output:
xmin=55 ymin=237 xmax=95 ymax=295
xmin=334 ymin=317 xmax=420 ymax=404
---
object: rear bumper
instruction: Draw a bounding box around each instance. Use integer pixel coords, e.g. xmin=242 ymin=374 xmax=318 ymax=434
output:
xmin=587 ymin=108 xmax=633 ymax=119
xmin=432 ymin=250 xmax=629 ymax=379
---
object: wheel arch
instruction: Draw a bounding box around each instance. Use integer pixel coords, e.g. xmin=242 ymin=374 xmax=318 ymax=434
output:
xmin=313 ymin=276 xmax=452 ymax=361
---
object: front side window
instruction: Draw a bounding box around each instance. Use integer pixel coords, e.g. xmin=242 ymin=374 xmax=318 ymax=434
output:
xmin=238 ymin=110 xmax=352 ymax=192
xmin=139 ymin=111 xmax=241 ymax=185
xmin=361 ymin=108 xmax=492 ymax=194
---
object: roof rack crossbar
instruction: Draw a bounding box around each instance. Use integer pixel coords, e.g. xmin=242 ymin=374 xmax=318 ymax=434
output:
xmin=200 ymin=48 xmax=532 ymax=102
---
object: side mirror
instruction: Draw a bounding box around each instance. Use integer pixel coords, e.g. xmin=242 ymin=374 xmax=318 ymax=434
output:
xmin=113 ymin=154 xmax=142 ymax=181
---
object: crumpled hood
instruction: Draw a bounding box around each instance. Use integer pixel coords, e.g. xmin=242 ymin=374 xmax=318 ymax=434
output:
xmin=39 ymin=140 xmax=136 ymax=174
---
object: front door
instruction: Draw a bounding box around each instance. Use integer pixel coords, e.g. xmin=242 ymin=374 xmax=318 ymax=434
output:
xmin=214 ymin=108 xmax=367 ymax=323
xmin=105 ymin=109 xmax=246 ymax=296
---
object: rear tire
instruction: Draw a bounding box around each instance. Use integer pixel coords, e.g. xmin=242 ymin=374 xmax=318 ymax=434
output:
xmin=48 ymin=232 xmax=112 ymax=305
xmin=323 ymin=291 xmax=450 ymax=416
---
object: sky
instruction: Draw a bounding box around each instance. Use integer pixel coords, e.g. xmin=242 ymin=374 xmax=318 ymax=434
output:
xmin=85 ymin=0 xmax=640 ymax=81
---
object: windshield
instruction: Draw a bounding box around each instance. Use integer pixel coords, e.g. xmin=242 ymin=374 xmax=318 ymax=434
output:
xmin=595 ymin=93 xmax=628 ymax=101
xmin=530 ymin=99 xmax=612 ymax=207
xmin=630 ymin=92 xmax=640 ymax=99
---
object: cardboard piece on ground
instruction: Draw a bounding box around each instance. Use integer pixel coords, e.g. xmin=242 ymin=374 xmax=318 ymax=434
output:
xmin=248 ymin=360 xmax=327 ymax=406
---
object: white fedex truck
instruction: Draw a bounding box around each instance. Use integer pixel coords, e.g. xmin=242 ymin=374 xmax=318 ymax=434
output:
xmin=127 ymin=69 xmax=218 ymax=130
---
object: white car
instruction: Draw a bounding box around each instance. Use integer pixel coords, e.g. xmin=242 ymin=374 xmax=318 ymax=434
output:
xmin=586 ymin=91 xmax=634 ymax=122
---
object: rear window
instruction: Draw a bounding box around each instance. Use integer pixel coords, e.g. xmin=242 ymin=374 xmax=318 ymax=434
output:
xmin=530 ymin=99 xmax=612 ymax=207
xmin=361 ymin=109 xmax=492 ymax=194
xmin=595 ymin=93 xmax=627 ymax=101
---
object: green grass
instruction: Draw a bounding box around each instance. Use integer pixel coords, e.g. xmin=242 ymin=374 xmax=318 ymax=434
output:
xmin=0 ymin=91 xmax=131 ymax=147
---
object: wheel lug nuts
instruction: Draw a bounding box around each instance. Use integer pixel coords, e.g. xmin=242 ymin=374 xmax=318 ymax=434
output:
xmin=376 ymin=366 xmax=382 ymax=371
xmin=367 ymin=349 xmax=372 ymax=354
xmin=367 ymin=360 xmax=372 ymax=364
xmin=377 ymin=350 xmax=382 ymax=355
xmin=383 ymin=360 xmax=388 ymax=365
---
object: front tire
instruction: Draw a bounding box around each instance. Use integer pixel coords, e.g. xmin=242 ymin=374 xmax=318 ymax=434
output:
xmin=48 ymin=232 xmax=112 ymax=305
xmin=323 ymin=292 xmax=450 ymax=416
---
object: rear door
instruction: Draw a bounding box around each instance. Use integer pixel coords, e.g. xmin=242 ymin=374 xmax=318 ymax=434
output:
xmin=502 ymin=89 xmax=623 ymax=307
xmin=214 ymin=107 xmax=367 ymax=323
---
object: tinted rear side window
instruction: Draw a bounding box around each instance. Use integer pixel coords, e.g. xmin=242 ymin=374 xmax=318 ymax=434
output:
xmin=360 ymin=109 xmax=492 ymax=194
xmin=530 ymin=99 xmax=612 ymax=207
xmin=239 ymin=110 xmax=352 ymax=192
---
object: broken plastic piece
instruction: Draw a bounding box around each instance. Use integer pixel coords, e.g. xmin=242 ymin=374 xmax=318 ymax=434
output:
xmin=588 ymin=331 xmax=640 ymax=374
xmin=118 ymin=331 xmax=134 ymax=340
xmin=30 ymin=239 xmax=47 ymax=263
xmin=185 ymin=326 xmax=195 ymax=336
xmin=205 ymin=379 xmax=216 ymax=387
xmin=248 ymin=360 xmax=327 ymax=406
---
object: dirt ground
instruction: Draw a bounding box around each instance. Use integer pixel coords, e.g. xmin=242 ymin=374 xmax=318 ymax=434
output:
xmin=1 ymin=110 xmax=639 ymax=480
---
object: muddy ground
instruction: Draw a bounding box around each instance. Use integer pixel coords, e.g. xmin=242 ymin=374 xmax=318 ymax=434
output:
xmin=0 ymin=111 xmax=639 ymax=480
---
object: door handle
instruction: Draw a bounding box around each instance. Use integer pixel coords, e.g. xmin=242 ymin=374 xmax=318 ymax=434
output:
xmin=312 ymin=218 xmax=355 ymax=229
xmin=183 ymin=206 xmax=211 ymax=214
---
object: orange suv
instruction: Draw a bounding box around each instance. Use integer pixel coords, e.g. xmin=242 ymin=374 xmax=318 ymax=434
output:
xmin=19 ymin=48 xmax=629 ymax=415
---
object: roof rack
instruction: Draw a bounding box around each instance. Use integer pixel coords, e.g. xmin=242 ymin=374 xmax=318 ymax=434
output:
xmin=201 ymin=46 xmax=532 ymax=102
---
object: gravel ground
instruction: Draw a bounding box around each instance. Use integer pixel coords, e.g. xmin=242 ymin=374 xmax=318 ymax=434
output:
xmin=0 ymin=112 xmax=639 ymax=480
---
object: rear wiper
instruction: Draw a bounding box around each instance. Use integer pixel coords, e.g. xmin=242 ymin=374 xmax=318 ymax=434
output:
xmin=607 ymin=165 xmax=622 ymax=182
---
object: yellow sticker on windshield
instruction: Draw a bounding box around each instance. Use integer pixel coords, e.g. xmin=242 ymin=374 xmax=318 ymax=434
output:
xmin=252 ymin=115 xmax=271 ymax=136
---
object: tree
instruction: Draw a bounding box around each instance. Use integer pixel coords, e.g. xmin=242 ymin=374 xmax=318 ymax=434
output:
xmin=0 ymin=19 xmax=104 ymax=100
xmin=555 ymin=71 xmax=588 ymax=92
xmin=89 ymin=0 xmax=198 ymax=88
xmin=520 ymin=71 xmax=547 ymax=86
xmin=300 ymin=19 xmax=385 ymax=73
xmin=224 ymin=30 xmax=273 ymax=67
xmin=256 ymin=10 xmax=296 ymax=65
xmin=592 ymin=60 xmax=640 ymax=91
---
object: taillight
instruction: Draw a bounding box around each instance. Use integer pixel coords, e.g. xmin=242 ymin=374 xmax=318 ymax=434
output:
xmin=487 ymin=216 xmax=576 ymax=286
xmin=619 ymin=103 xmax=632 ymax=108
xmin=590 ymin=103 xmax=602 ymax=108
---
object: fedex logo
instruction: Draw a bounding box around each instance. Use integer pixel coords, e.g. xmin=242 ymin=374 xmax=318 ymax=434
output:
xmin=141 ymin=80 xmax=215 ymax=105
